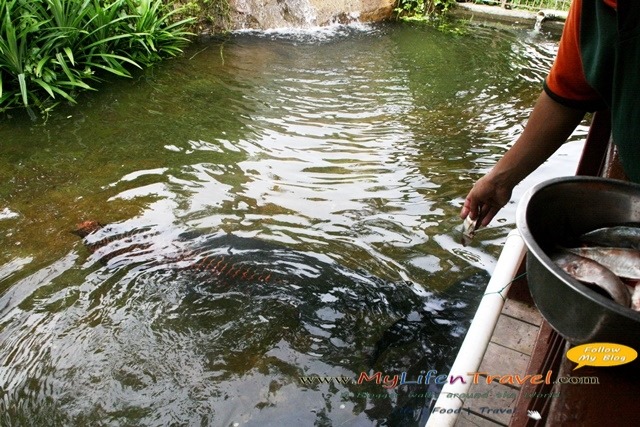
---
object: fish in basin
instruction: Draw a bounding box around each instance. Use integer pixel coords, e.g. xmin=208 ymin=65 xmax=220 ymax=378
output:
xmin=551 ymin=250 xmax=631 ymax=307
xmin=551 ymin=224 xmax=640 ymax=311
xmin=564 ymin=247 xmax=640 ymax=280
xmin=579 ymin=224 xmax=640 ymax=250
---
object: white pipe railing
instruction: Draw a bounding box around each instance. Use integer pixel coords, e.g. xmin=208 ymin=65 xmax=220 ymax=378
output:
xmin=425 ymin=229 xmax=526 ymax=427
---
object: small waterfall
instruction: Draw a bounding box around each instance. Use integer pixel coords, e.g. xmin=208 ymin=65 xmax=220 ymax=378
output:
xmin=230 ymin=0 xmax=395 ymax=30
xmin=533 ymin=9 xmax=569 ymax=33
xmin=533 ymin=11 xmax=546 ymax=32
xmin=233 ymin=0 xmax=316 ymax=29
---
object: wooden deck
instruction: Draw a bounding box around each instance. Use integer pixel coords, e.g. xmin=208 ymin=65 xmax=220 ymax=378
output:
xmin=455 ymin=281 xmax=543 ymax=427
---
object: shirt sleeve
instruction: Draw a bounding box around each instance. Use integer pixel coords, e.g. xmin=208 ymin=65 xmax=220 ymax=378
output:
xmin=543 ymin=0 xmax=606 ymax=111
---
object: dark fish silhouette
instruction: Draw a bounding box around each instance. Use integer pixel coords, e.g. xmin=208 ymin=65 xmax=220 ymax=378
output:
xmin=73 ymin=220 xmax=105 ymax=238
xmin=73 ymin=220 xmax=278 ymax=290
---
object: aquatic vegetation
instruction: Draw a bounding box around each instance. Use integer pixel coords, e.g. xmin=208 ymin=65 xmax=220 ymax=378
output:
xmin=0 ymin=0 xmax=194 ymax=115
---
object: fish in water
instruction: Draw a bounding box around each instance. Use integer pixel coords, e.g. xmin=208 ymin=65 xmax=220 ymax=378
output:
xmin=73 ymin=220 xmax=105 ymax=238
xmin=72 ymin=220 xmax=274 ymax=284
xmin=369 ymin=272 xmax=489 ymax=368
xmin=551 ymin=250 xmax=631 ymax=307
xmin=580 ymin=225 xmax=640 ymax=250
xmin=73 ymin=220 xmax=155 ymax=261
xmin=564 ymin=247 xmax=640 ymax=280
xmin=73 ymin=219 xmax=434 ymax=381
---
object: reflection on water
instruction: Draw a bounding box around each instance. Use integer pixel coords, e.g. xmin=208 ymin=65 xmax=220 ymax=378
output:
xmin=0 ymin=22 xmax=583 ymax=425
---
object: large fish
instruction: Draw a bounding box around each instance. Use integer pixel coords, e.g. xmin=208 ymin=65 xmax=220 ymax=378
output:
xmin=551 ymin=251 xmax=631 ymax=307
xmin=565 ymin=247 xmax=640 ymax=280
xmin=580 ymin=225 xmax=640 ymax=250
xmin=73 ymin=220 xmax=275 ymax=284
xmin=73 ymin=220 xmax=155 ymax=262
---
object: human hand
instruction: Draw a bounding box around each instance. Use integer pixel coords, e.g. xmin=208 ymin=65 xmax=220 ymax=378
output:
xmin=460 ymin=174 xmax=513 ymax=227
xmin=457 ymin=92 xmax=585 ymax=228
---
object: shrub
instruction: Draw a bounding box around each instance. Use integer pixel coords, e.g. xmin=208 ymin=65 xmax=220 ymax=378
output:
xmin=0 ymin=0 xmax=194 ymax=115
xmin=394 ymin=0 xmax=457 ymax=20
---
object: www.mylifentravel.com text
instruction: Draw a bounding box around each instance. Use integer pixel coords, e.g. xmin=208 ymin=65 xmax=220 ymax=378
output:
xmin=299 ymin=370 xmax=599 ymax=389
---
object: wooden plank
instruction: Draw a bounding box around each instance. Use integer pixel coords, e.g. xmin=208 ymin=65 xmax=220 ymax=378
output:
xmin=501 ymin=298 xmax=543 ymax=326
xmin=509 ymin=321 xmax=564 ymax=427
xmin=456 ymin=410 xmax=506 ymax=427
xmin=490 ymin=314 xmax=539 ymax=356
xmin=462 ymin=380 xmax=519 ymax=425
xmin=458 ymin=259 xmax=539 ymax=426
xmin=479 ymin=342 xmax=531 ymax=374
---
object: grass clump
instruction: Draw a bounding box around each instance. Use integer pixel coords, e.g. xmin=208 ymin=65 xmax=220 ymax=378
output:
xmin=176 ymin=0 xmax=231 ymax=34
xmin=0 ymin=0 xmax=194 ymax=115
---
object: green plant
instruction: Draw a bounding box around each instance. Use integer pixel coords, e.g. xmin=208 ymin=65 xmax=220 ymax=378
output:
xmin=394 ymin=0 xmax=457 ymax=20
xmin=0 ymin=0 xmax=195 ymax=115
xmin=126 ymin=0 xmax=194 ymax=64
xmin=501 ymin=0 xmax=571 ymax=12
xmin=394 ymin=0 xmax=466 ymax=35
xmin=173 ymin=0 xmax=231 ymax=33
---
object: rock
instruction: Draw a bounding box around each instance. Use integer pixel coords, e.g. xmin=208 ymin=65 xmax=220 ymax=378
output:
xmin=228 ymin=0 xmax=395 ymax=30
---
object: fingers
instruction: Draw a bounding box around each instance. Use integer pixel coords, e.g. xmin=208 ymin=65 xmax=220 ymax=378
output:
xmin=478 ymin=205 xmax=500 ymax=227
xmin=460 ymin=195 xmax=478 ymax=221
xmin=460 ymin=175 xmax=513 ymax=227
xmin=460 ymin=200 xmax=471 ymax=220
xmin=459 ymin=193 xmax=503 ymax=227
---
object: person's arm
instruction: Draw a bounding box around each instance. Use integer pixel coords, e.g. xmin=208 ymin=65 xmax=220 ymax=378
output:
xmin=460 ymin=91 xmax=586 ymax=226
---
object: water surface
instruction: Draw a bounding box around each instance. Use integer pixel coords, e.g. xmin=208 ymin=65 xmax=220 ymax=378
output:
xmin=0 ymin=22 xmax=585 ymax=426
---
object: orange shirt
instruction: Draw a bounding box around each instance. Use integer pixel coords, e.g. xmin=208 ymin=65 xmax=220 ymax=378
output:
xmin=544 ymin=0 xmax=617 ymax=109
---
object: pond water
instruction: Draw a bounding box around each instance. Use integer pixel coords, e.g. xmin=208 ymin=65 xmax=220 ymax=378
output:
xmin=0 ymin=21 xmax=585 ymax=426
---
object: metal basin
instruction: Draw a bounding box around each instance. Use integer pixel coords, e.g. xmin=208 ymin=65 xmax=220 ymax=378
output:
xmin=516 ymin=176 xmax=640 ymax=347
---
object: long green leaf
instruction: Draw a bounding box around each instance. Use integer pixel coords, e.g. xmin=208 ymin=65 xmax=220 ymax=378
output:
xmin=91 ymin=52 xmax=142 ymax=69
xmin=35 ymin=55 xmax=51 ymax=78
xmin=83 ymin=59 xmax=131 ymax=78
xmin=17 ymin=72 xmax=28 ymax=106
xmin=32 ymin=78 xmax=55 ymax=98
xmin=55 ymin=52 xmax=76 ymax=83
xmin=34 ymin=78 xmax=77 ymax=103
xmin=83 ymin=32 xmax=132 ymax=50
xmin=63 ymin=46 xmax=75 ymax=66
